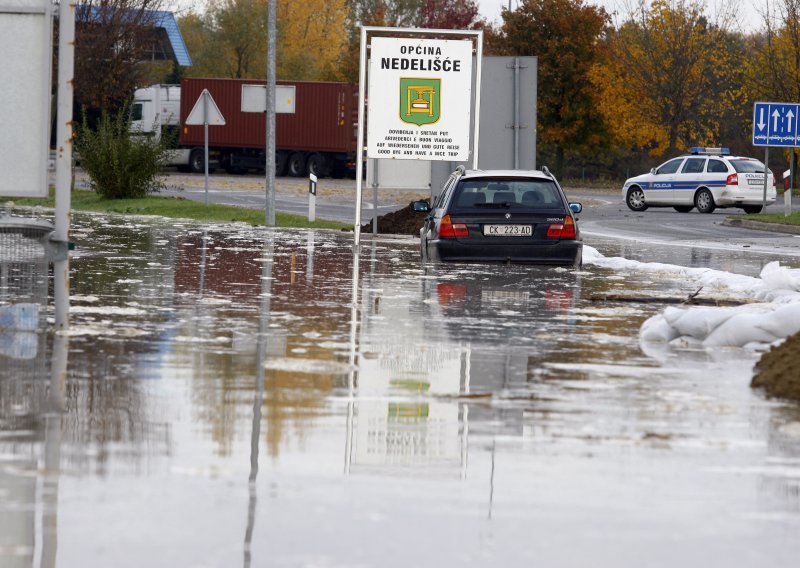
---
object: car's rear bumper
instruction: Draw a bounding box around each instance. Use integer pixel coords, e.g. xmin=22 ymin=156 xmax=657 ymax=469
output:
xmin=428 ymin=239 xmax=582 ymax=266
xmin=714 ymin=188 xmax=776 ymax=206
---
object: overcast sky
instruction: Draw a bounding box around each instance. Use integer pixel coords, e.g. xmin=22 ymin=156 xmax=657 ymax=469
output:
xmin=169 ymin=1 xmax=765 ymax=34
xmin=480 ymin=0 xmax=764 ymax=33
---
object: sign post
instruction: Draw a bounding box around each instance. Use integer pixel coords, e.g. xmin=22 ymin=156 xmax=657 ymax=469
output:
xmin=308 ymin=173 xmax=317 ymax=222
xmin=240 ymin=81 xmax=296 ymax=225
xmin=355 ymin=27 xmax=483 ymax=246
xmin=763 ymin=146 xmax=769 ymax=211
xmin=185 ymin=89 xmax=226 ymax=205
xmin=789 ymin=150 xmax=795 ymax=217
xmin=753 ymin=101 xmax=798 ymax=216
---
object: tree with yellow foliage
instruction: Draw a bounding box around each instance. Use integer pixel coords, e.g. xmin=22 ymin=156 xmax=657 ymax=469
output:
xmin=180 ymin=0 xmax=349 ymax=81
xmin=591 ymin=0 xmax=745 ymax=157
xmin=276 ymin=0 xmax=350 ymax=80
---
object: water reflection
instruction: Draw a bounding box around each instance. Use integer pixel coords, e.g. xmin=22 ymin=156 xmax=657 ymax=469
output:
xmin=0 ymin=229 xmax=64 ymax=568
xmin=1 ymin=215 xmax=799 ymax=567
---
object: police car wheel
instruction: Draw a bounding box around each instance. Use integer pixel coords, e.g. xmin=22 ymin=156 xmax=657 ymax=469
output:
xmin=695 ymin=189 xmax=716 ymax=214
xmin=626 ymin=187 xmax=647 ymax=211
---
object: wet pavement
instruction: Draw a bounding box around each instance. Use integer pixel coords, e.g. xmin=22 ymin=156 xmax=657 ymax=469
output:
xmin=2 ymin=213 xmax=800 ymax=567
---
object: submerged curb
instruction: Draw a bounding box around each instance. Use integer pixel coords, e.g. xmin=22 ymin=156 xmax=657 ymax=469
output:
xmin=722 ymin=217 xmax=800 ymax=235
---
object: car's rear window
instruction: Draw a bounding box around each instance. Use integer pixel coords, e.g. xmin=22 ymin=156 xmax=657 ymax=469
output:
xmin=452 ymin=178 xmax=564 ymax=209
xmin=729 ymin=159 xmax=766 ymax=173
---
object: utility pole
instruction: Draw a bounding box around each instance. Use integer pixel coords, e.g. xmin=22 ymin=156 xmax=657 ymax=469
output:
xmin=265 ymin=0 xmax=276 ymax=226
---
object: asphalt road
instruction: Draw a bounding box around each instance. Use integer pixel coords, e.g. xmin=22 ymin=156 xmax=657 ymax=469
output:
xmin=95 ymin=169 xmax=800 ymax=259
xmin=153 ymin=170 xmax=428 ymax=224
xmin=571 ymin=187 xmax=800 ymax=261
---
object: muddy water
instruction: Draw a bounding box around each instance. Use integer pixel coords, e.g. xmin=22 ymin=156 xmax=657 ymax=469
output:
xmin=1 ymin=214 xmax=799 ymax=567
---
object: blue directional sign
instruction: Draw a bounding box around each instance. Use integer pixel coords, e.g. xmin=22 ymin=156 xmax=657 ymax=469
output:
xmin=753 ymin=101 xmax=800 ymax=147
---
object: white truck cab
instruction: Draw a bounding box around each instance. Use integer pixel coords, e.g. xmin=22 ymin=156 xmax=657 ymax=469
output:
xmin=132 ymin=85 xmax=209 ymax=172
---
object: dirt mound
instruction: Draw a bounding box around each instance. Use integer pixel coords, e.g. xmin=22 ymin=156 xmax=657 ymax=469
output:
xmin=362 ymin=201 xmax=429 ymax=235
xmin=751 ymin=331 xmax=800 ymax=401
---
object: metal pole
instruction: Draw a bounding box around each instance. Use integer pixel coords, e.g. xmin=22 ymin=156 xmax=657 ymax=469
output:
xmin=265 ymin=0 xmax=277 ymax=226
xmin=472 ymin=31 xmax=484 ymax=170
xmin=372 ymin=159 xmax=379 ymax=235
xmin=354 ymin=27 xmax=368 ymax=247
xmin=788 ymin=149 xmax=795 ymax=217
xmin=204 ymin=91 xmax=209 ymax=206
xmin=763 ymin=146 xmax=769 ymax=211
xmin=54 ymin=0 xmax=76 ymax=331
xmin=513 ymin=57 xmax=519 ymax=169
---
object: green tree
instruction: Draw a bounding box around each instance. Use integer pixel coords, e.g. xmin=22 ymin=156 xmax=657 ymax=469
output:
xmin=493 ymin=0 xmax=610 ymax=177
xmin=75 ymin=105 xmax=174 ymax=199
xmin=208 ymin=0 xmax=268 ymax=79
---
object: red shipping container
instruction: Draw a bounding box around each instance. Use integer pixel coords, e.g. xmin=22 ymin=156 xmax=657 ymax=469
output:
xmin=179 ymin=78 xmax=358 ymax=154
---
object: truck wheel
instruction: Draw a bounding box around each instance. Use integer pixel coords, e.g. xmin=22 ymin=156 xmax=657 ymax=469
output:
xmin=189 ymin=149 xmax=205 ymax=174
xmin=287 ymin=152 xmax=306 ymax=177
xmin=306 ymin=153 xmax=329 ymax=178
xmin=275 ymin=152 xmax=288 ymax=177
xmin=330 ymin=162 xmax=346 ymax=179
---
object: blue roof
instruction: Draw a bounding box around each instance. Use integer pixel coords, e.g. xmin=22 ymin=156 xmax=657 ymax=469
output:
xmin=83 ymin=7 xmax=192 ymax=67
xmin=143 ymin=11 xmax=192 ymax=67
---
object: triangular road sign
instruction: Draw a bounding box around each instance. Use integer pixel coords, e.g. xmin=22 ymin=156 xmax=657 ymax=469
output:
xmin=185 ymin=89 xmax=226 ymax=126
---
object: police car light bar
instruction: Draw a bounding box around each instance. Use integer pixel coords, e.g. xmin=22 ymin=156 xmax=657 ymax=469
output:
xmin=689 ymin=147 xmax=730 ymax=155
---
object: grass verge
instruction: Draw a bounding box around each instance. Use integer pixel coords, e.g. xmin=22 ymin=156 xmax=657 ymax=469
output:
xmin=741 ymin=212 xmax=800 ymax=226
xmin=10 ymin=189 xmax=351 ymax=230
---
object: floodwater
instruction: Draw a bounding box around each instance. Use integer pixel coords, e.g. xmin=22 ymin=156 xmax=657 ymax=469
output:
xmin=2 ymin=213 xmax=800 ymax=568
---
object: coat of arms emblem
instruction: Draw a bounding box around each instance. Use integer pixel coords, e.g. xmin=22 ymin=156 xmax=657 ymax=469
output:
xmin=400 ymin=78 xmax=441 ymax=126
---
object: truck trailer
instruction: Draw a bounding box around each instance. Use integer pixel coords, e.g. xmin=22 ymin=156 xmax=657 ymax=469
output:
xmin=132 ymin=78 xmax=359 ymax=178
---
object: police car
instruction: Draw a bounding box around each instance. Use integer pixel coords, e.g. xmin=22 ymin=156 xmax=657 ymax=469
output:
xmin=622 ymin=147 xmax=776 ymax=214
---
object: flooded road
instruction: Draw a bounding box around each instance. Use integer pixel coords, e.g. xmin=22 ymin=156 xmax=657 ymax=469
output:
xmin=2 ymin=214 xmax=800 ymax=567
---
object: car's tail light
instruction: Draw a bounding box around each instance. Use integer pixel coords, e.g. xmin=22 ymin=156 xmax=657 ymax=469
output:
xmin=545 ymin=289 xmax=573 ymax=311
xmin=439 ymin=214 xmax=468 ymax=238
xmin=437 ymin=283 xmax=467 ymax=305
xmin=547 ymin=215 xmax=577 ymax=239
xmin=726 ymin=173 xmax=738 ymax=186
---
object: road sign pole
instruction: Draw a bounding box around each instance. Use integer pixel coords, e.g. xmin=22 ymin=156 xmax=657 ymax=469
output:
xmin=265 ymin=0 xmax=277 ymax=227
xmin=763 ymin=146 xmax=769 ymax=211
xmin=788 ymin=149 xmax=795 ymax=217
xmin=204 ymin=91 xmax=209 ymax=206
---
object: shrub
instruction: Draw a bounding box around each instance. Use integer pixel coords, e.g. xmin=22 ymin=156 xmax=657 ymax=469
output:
xmin=75 ymin=104 xmax=174 ymax=199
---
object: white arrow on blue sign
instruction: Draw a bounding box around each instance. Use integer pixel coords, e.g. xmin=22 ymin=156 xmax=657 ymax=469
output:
xmin=753 ymin=101 xmax=800 ymax=147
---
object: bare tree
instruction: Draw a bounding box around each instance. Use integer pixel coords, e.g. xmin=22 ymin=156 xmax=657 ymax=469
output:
xmin=74 ymin=0 xmax=167 ymax=112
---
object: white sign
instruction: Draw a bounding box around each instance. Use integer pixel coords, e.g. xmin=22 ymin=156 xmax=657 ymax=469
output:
xmin=185 ymin=89 xmax=226 ymax=126
xmin=241 ymin=84 xmax=296 ymax=113
xmin=367 ymin=37 xmax=473 ymax=161
xmin=0 ymin=1 xmax=53 ymax=197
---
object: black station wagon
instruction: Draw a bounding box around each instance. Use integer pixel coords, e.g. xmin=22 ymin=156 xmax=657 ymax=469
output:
xmin=413 ymin=167 xmax=583 ymax=267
